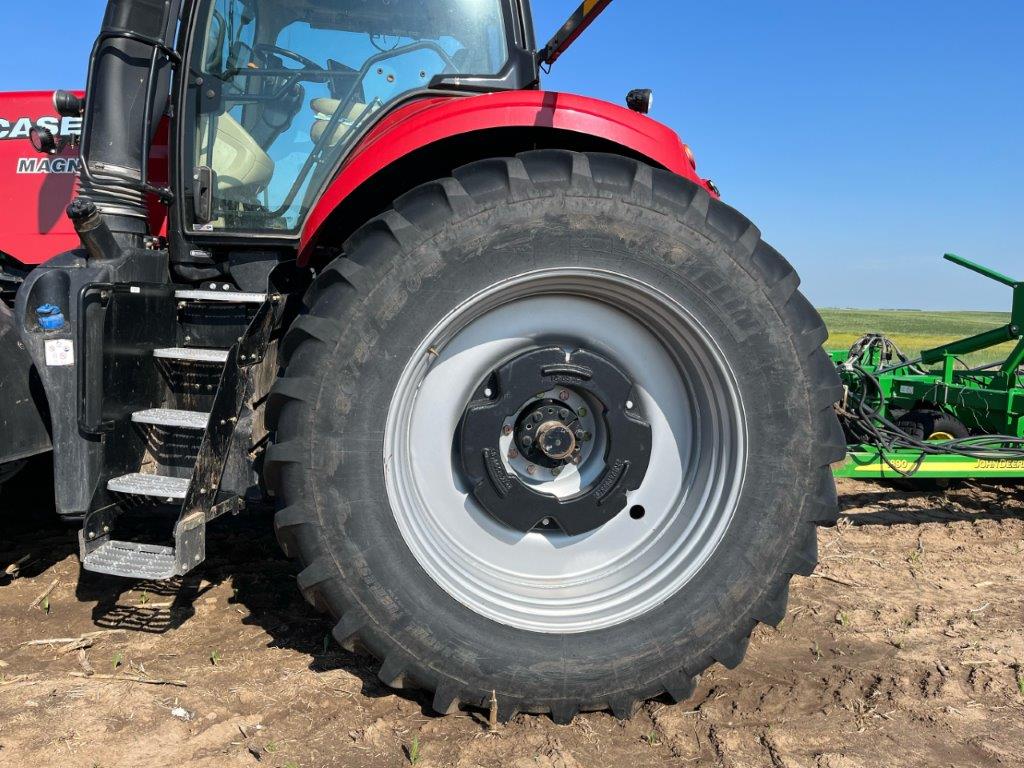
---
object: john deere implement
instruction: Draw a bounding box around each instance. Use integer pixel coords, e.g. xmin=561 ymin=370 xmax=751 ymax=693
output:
xmin=834 ymin=254 xmax=1024 ymax=481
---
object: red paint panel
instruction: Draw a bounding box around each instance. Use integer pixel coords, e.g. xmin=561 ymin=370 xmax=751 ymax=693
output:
xmin=300 ymin=90 xmax=709 ymax=261
xmin=0 ymin=92 xmax=168 ymax=264
xmin=0 ymin=91 xmax=83 ymax=264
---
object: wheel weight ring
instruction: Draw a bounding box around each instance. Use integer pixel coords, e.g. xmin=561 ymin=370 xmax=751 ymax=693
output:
xmin=458 ymin=346 xmax=652 ymax=535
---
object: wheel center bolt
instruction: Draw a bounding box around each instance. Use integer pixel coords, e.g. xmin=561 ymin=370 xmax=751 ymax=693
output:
xmin=536 ymin=421 xmax=577 ymax=461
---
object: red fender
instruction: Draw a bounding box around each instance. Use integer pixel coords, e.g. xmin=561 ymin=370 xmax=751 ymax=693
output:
xmin=299 ymin=90 xmax=710 ymax=262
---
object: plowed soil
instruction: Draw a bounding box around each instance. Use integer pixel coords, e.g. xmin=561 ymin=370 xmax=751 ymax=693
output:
xmin=2 ymin=467 xmax=1022 ymax=768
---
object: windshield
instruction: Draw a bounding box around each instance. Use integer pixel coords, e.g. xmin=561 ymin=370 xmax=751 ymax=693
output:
xmin=191 ymin=0 xmax=509 ymax=233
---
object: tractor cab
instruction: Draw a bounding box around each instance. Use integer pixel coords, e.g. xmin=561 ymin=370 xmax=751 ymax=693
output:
xmin=187 ymin=0 xmax=528 ymax=232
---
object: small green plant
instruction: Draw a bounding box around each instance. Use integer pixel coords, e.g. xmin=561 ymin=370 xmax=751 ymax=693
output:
xmin=139 ymin=591 xmax=149 ymax=605
xmin=407 ymin=734 xmax=421 ymax=765
xmin=642 ymin=731 xmax=660 ymax=746
xmin=41 ymin=596 xmax=51 ymax=614
xmin=835 ymin=611 xmax=848 ymax=627
xmin=112 ymin=651 xmax=124 ymax=670
xmin=1015 ymin=667 xmax=1024 ymax=697
xmin=209 ymin=649 xmax=222 ymax=666
xmin=264 ymin=741 xmax=279 ymax=754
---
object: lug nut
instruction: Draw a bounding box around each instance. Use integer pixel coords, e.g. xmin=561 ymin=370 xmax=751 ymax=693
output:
xmin=522 ymin=436 xmax=533 ymax=448
xmin=571 ymin=456 xmax=581 ymax=465
xmin=578 ymin=407 xmax=588 ymax=417
xmin=508 ymin=449 xmax=519 ymax=460
xmin=551 ymin=466 xmax=562 ymax=477
xmin=558 ymin=390 xmax=570 ymax=401
xmin=559 ymin=409 xmax=569 ymax=420
xmin=502 ymin=425 xmax=513 ymax=436
xmin=526 ymin=464 xmax=537 ymax=475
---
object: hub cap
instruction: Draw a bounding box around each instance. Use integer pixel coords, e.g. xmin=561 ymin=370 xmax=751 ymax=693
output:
xmin=384 ymin=269 xmax=746 ymax=633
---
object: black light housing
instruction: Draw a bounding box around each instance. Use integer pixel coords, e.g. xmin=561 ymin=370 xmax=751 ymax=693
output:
xmin=52 ymin=90 xmax=85 ymax=117
xmin=29 ymin=126 xmax=57 ymax=155
xmin=626 ymin=89 xmax=654 ymax=115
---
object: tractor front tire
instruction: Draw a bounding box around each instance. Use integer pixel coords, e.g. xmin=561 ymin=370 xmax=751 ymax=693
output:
xmin=266 ymin=151 xmax=844 ymax=721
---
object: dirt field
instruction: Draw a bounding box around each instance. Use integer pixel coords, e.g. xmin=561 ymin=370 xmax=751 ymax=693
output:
xmin=2 ymin=469 xmax=1022 ymax=768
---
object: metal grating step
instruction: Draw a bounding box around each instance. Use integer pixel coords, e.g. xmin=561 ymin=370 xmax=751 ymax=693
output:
xmin=175 ymin=289 xmax=266 ymax=303
xmin=108 ymin=473 xmax=190 ymax=500
xmin=82 ymin=540 xmax=178 ymax=580
xmin=132 ymin=408 xmax=209 ymax=430
xmin=153 ymin=347 xmax=229 ymax=363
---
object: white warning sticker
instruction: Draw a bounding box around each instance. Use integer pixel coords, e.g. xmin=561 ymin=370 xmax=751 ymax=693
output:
xmin=44 ymin=339 xmax=74 ymax=366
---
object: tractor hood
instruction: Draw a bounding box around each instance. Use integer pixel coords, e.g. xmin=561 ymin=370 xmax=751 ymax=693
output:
xmin=0 ymin=91 xmax=83 ymax=265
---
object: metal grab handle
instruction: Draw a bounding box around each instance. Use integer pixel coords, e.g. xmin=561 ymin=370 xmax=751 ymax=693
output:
xmin=76 ymin=282 xmax=114 ymax=435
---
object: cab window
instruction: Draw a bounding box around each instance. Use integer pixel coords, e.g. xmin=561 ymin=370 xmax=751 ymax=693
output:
xmin=190 ymin=0 xmax=509 ymax=233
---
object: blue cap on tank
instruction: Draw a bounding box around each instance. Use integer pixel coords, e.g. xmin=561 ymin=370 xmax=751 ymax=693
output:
xmin=37 ymin=304 xmax=66 ymax=331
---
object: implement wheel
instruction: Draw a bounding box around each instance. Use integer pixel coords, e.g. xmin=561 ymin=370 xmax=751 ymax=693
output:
xmin=266 ymin=151 xmax=843 ymax=721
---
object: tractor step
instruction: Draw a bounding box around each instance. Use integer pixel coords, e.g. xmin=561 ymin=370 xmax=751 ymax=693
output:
xmin=107 ymin=473 xmax=190 ymax=500
xmin=153 ymin=347 xmax=230 ymax=363
xmin=174 ymin=289 xmax=266 ymax=303
xmin=81 ymin=540 xmax=178 ymax=580
xmin=131 ymin=408 xmax=209 ymax=430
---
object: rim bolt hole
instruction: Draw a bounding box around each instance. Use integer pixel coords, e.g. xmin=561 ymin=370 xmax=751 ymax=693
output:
xmin=625 ymin=400 xmax=634 ymax=410
xmin=629 ymin=505 xmax=646 ymax=520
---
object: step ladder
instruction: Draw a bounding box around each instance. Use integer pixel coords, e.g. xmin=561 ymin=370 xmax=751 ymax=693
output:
xmin=79 ymin=287 xmax=278 ymax=580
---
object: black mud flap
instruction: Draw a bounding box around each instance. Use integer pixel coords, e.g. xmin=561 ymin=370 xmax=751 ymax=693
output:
xmin=0 ymin=299 xmax=51 ymax=464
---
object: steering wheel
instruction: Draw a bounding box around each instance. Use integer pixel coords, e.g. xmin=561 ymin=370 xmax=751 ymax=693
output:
xmin=252 ymin=43 xmax=324 ymax=72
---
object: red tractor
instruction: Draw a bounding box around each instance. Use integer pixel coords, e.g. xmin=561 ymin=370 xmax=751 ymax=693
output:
xmin=0 ymin=0 xmax=842 ymax=722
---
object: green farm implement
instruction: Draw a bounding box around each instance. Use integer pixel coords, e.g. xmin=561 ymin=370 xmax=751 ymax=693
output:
xmin=833 ymin=254 xmax=1024 ymax=481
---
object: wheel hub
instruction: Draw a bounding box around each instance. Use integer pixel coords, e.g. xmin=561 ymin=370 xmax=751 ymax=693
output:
xmin=459 ymin=346 xmax=652 ymax=535
xmin=535 ymin=420 xmax=576 ymax=461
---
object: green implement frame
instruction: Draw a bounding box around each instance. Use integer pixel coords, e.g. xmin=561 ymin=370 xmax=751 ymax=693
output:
xmin=833 ymin=254 xmax=1024 ymax=481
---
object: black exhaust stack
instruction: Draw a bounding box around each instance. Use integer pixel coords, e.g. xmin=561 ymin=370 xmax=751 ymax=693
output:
xmin=75 ymin=0 xmax=181 ymax=248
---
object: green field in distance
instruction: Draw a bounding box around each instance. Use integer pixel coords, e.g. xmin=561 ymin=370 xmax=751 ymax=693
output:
xmin=820 ymin=308 xmax=1016 ymax=366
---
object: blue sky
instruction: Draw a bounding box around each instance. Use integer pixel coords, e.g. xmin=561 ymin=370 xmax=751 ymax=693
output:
xmin=1 ymin=1 xmax=1021 ymax=310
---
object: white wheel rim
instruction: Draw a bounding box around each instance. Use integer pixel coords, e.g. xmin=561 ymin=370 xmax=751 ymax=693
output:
xmin=384 ymin=268 xmax=746 ymax=633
